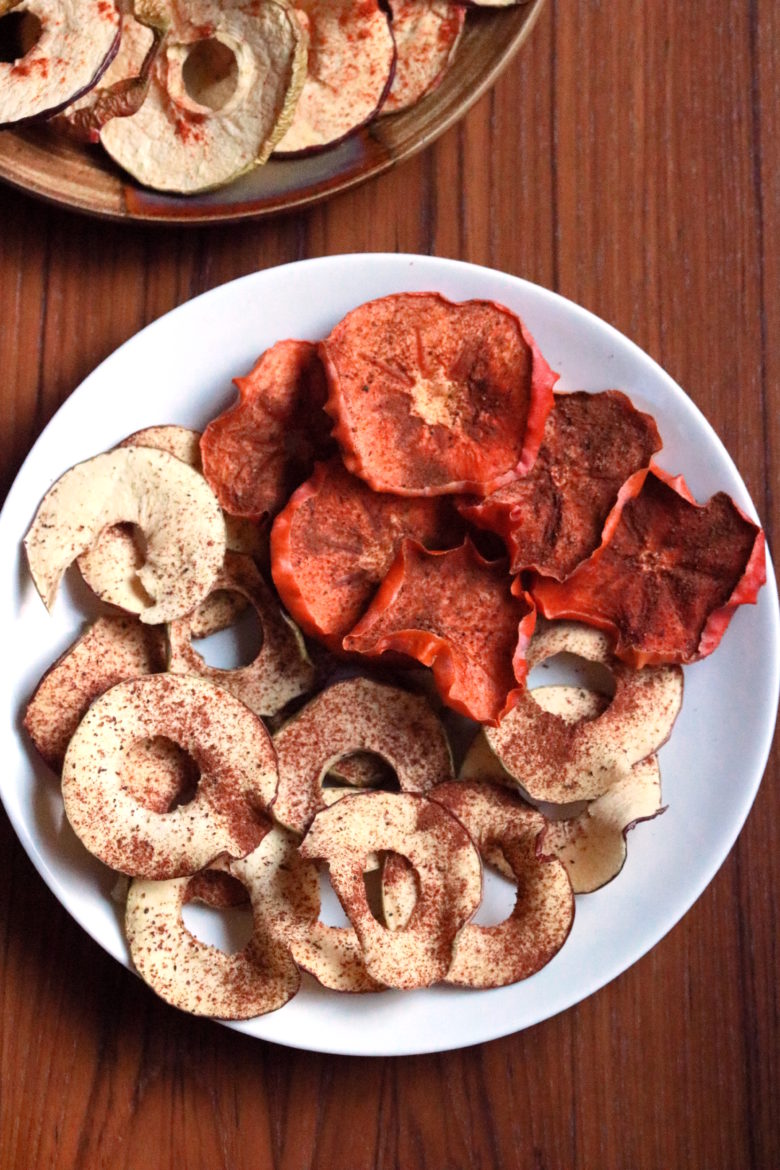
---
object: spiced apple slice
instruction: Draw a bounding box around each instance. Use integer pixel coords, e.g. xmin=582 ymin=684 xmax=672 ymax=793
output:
xmin=382 ymin=1 xmax=464 ymax=114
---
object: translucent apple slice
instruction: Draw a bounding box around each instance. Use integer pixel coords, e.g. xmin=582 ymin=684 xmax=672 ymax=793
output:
xmin=272 ymin=677 xmax=454 ymax=834
xmin=383 ymin=1 xmax=464 ymax=115
xmin=0 ymin=0 xmax=120 ymax=127
xmin=274 ymin=0 xmax=395 ymax=155
xmin=168 ymin=551 xmax=316 ymax=718
xmin=62 ymin=675 xmax=278 ymax=878
xmin=299 ymin=792 xmax=482 ymax=989
xmin=101 ymin=0 xmax=306 ymax=193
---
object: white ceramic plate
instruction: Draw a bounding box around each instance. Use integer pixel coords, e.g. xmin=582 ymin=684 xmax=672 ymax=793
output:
xmin=1 ymin=254 xmax=777 ymax=1056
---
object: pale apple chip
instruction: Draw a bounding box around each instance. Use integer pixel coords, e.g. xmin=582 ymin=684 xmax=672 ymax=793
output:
xmin=62 ymin=675 xmax=277 ymax=878
xmin=24 ymin=447 xmax=226 ymax=624
xmin=300 ymin=792 xmax=482 ymax=989
xmin=484 ymin=622 xmax=682 ymax=802
xmin=168 ymin=551 xmax=315 ymax=717
xmin=231 ymin=827 xmax=380 ymax=992
xmin=0 ymin=0 xmax=121 ymax=128
xmin=23 ymin=614 xmax=165 ymax=771
xmin=383 ymin=1 xmax=464 ymax=115
xmin=272 ymin=677 xmax=454 ymax=834
xmin=126 ymin=858 xmax=300 ymax=1018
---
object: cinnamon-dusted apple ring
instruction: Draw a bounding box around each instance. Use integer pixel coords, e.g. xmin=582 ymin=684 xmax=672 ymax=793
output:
xmin=25 ymin=447 xmax=226 ymax=624
xmin=231 ymin=827 xmax=380 ymax=992
xmin=272 ymin=677 xmax=454 ymax=834
xmin=23 ymin=614 xmax=166 ymax=771
xmin=433 ymin=782 xmax=573 ymax=988
xmin=300 ymin=792 xmax=482 ymax=989
xmin=168 ymin=551 xmax=315 ymax=717
xmin=126 ymin=859 xmax=300 ymax=1019
xmin=484 ymin=622 xmax=682 ymax=802
xmin=62 ymin=675 xmax=278 ymax=878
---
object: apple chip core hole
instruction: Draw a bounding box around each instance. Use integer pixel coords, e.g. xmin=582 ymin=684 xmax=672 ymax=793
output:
xmin=181 ymin=897 xmax=254 ymax=954
xmin=318 ymin=866 xmax=351 ymax=928
xmin=182 ymin=38 xmax=238 ymax=110
xmin=192 ymin=603 xmax=264 ymax=669
xmin=0 ymin=11 xmax=42 ymax=63
xmin=471 ymin=861 xmax=517 ymax=927
xmin=121 ymin=736 xmax=201 ymax=812
xmin=527 ymin=652 xmax=616 ymax=703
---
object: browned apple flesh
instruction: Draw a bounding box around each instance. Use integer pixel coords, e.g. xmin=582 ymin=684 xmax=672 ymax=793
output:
xmin=383 ymin=1 xmax=464 ymax=114
xmin=0 ymin=0 xmax=120 ymax=127
xmin=24 ymin=447 xmax=226 ymax=624
xmin=168 ymin=550 xmax=315 ymax=717
xmin=23 ymin=614 xmax=165 ymax=771
xmin=272 ymin=677 xmax=454 ymax=834
xmin=62 ymin=675 xmax=278 ymax=878
xmin=274 ymin=0 xmax=395 ymax=154
xmin=300 ymin=791 xmax=482 ymax=989
xmin=484 ymin=622 xmax=682 ymax=802
xmin=126 ymin=857 xmax=301 ymax=1018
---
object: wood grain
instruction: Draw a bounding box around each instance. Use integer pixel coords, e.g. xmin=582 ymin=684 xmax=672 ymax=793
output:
xmin=1 ymin=2 xmax=778 ymax=1168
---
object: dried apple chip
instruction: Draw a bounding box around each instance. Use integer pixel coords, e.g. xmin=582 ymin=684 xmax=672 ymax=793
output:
xmin=460 ymin=391 xmax=662 ymax=580
xmin=24 ymin=447 xmax=226 ymax=624
xmin=23 ymin=614 xmax=165 ymax=771
xmin=300 ymin=792 xmax=483 ymax=989
xmin=126 ymin=859 xmax=300 ymax=1018
xmin=320 ymin=293 xmax=557 ymax=496
xmin=531 ymin=466 xmax=767 ymax=666
xmin=270 ymin=458 xmax=463 ymax=649
xmin=62 ymin=675 xmax=277 ymax=878
xmin=344 ymin=539 xmax=536 ymax=725
xmin=200 ymin=340 xmax=333 ymax=522
xmin=383 ymin=1 xmax=464 ymax=114
xmin=168 ymin=551 xmax=315 ymax=717
xmin=272 ymin=677 xmax=454 ymax=834
xmin=274 ymin=0 xmax=395 ymax=154
xmin=483 ymin=622 xmax=682 ymax=802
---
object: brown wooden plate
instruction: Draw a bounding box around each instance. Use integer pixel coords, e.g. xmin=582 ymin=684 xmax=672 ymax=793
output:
xmin=0 ymin=1 xmax=545 ymax=224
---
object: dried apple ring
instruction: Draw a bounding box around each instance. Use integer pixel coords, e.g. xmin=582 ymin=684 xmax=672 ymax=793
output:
xmin=25 ymin=447 xmax=226 ymax=624
xmin=483 ymin=622 xmax=683 ymax=802
xmin=231 ymin=827 xmax=380 ymax=992
xmin=126 ymin=859 xmax=300 ymax=1018
xmin=300 ymin=791 xmax=483 ymax=989
xmin=62 ymin=674 xmax=278 ymax=878
xmin=320 ymin=293 xmax=556 ymax=496
xmin=383 ymin=781 xmax=573 ymax=988
xmin=383 ymin=1 xmax=465 ymax=114
xmin=24 ymin=614 xmax=165 ymax=771
xmin=272 ymin=677 xmax=454 ymax=834
xmin=168 ymin=551 xmax=315 ymax=717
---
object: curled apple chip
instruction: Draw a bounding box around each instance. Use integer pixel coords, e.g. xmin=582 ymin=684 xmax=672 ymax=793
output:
xmin=168 ymin=551 xmax=315 ymax=717
xmin=320 ymin=293 xmax=556 ymax=496
xmin=126 ymin=859 xmax=300 ymax=1018
xmin=0 ymin=0 xmax=120 ymax=127
xmin=274 ymin=0 xmax=395 ymax=154
xmin=100 ymin=0 xmax=307 ymax=193
xmin=272 ymin=677 xmax=454 ymax=834
xmin=24 ymin=447 xmax=226 ymax=624
xmin=383 ymin=781 xmax=574 ymax=988
xmin=531 ymin=466 xmax=767 ymax=666
xmin=483 ymin=622 xmax=683 ymax=802
xmin=231 ymin=827 xmax=380 ymax=992
xmin=300 ymin=792 xmax=482 ymax=989
xmin=460 ymin=391 xmax=662 ymax=580
xmin=344 ymin=539 xmax=537 ymax=725
xmin=23 ymin=614 xmax=165 ymax=771
xmin=200 ymin=340 xmax=333 ymax=522
xmin=270 ymin=458 xmax=463 ymax=649
xmin=62 ymin=675 xmax=277 ymax=878
xmin=383 ymin=1 xmax=464 ymax=114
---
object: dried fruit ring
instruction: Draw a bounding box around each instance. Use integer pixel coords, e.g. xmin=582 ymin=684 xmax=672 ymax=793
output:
xmin=62 ymin=674 xmax=278 ymax=878
xmin=483 ymin=622 xmax=682 ymax=802
xmin=300 ymin=791 xmax=483 ymax=989
xmin=168 ymin=551 xmax=315 ymax=718
xmin=272 ymin=677 xmax=454 ymax=834
xmin=126 ymin=858 xmax=300 ymax=1018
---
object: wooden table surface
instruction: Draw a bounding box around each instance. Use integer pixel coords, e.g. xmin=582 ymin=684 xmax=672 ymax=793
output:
xmin=1 ymin=2 xmax=778 ymax=1167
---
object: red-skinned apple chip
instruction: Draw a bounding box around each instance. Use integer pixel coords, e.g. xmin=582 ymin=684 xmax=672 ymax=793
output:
xmin=383 ymin=1 xmax=464 ymax=114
